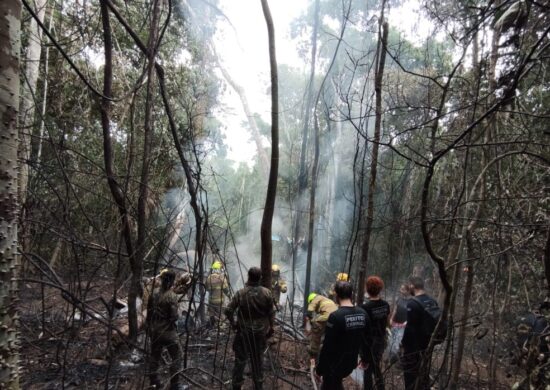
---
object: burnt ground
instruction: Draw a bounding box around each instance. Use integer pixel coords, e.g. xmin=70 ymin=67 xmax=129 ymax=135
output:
xmin=18 ymin=279 xmax=515 ymax=389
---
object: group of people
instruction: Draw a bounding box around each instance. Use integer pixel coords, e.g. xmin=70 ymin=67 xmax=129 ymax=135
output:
xmin=307 ymin=275 xmax=440 ymax=390
xmin=145 ymin=261 xmax=444 ymax=390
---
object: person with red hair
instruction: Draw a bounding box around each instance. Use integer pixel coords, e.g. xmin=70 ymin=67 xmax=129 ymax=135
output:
xmin=360 ymin=276 xmax=390 ymax=390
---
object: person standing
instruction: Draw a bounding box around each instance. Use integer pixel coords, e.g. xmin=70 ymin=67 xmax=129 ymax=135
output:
xmin=205 ymin=260 xmax=229 ymax=328
xmin=306 ymin=292 xmax=338 ymax=360
xmin=389 ymin=284 xmax=410 ymax=364
xmin=316 ymin=281 xmax=368 ymax=390
xmin=225 ymin=267 xmax=275 ymax=390
xmin=271 ymin=264 xmax=287 ymax=308
xmin=360 ymin=276 xmax=391 ymax=390
xmin=401 ymin=276 xmax=438 ymax=390
xmin=146 ymin=269 xmax=182 ymax=390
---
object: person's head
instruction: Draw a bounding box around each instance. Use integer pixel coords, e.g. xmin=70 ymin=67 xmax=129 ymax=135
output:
xmin=334 ymin=281 xmax=353 ymax=303
xmin=366 ymin=276 xmax=384 ymax=297
xmin=160 ymin=269 xmax=176 ymax=291
xmin=399 ymin=283 xmax=410 ymax=296
xmin=307 ymin=292 xmax=317 ymax=304
xmin=211 ymin=260 xmax=223 ymax=273
xmin=272 ymin=264 xmax=280 ymax=277
xmin=247 ymin=267 xmax=262 ymax=286
xmin=408 ymin=276 xmax=424 ymax=295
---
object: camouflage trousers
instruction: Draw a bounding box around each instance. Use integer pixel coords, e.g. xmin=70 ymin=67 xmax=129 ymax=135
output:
xmin=149 ymin=330 xmax=181 ymax=390
xmin=232 ymin=329 xmax=266 ymax=389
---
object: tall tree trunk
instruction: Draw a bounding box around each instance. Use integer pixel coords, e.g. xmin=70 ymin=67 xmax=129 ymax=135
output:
xmin=356 ymin=15 xmax=388 ymax=302
xmin=133 ymin=0 xmax=161 ymax=342
xmin=259 ymin=0 xmax=278 ymax=289
xmin=35 ymin=3 xmax=54 ymax=164
xmin=292 ymin=0 xmax=319 ymax=305
xmin=0 ymin=0 xmax=22 ymax=387
xmin=304 ymin=115 xmax=319 ymax=314
xmin=18 ymin=0 xmax=47 ymax=206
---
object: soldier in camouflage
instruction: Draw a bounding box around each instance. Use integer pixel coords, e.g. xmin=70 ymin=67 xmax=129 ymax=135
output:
xmin=206 ymin=260 xmax=230 ymax=328
xmin=306 ymin=292 xmax=338 ymax=360
xmin=146 ymin=269 xmax=182 ymax=390
xmin=225 ymin=267 xmax=275 ymax=390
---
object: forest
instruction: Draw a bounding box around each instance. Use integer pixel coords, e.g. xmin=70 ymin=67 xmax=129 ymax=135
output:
xmin=0 ymin=0 xmax=549 ymax=388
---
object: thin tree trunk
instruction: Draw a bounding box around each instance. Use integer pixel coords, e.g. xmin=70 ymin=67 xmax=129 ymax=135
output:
xmin=259 ymin=0 xmax=278 ymax=289
xmin=132 ymin=0 xmax=161 ymax=342
xmin=357 ymin=15 xmax=388 ymax=302
xmin=19 ymin=0 xmax=47 ymax=202
xmin=0 ymin=0 xmax=22 ymax=387
xmin=35 ymin=4 xmax=54 ymax=164
xmin=292 ymin=0 xmax=319 ymax=306
xmin=304 ymin=115 xmax=319 ymax=314
xmin=99 ymin=0 xmax=139 ymax=340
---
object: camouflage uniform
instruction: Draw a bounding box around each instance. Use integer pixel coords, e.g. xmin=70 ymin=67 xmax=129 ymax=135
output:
xmin=225 ymin=283 xmax=275 ymax=390
xmin=271 ymin=273 xmax=287 ymax=306
xmin=307 ymin=295 xmax=338 ymax=358
xmin=146 ymin=288 xmax=182 ymax=390
xmin=206 ymin=272 xmax=229 ymax=327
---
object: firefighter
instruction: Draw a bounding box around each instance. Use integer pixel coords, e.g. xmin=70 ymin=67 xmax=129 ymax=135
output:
xmin=306 ymin=292 xmax=338 ymax=360
xmin=146 ymin=269 xmax=182 ymax=390
xmin=225 ymin=267 xmax=275 ymax=390
xmin=271 ymin=264 xmax=287 ymax=308
xmin=205 ymin=260 xmax=229 ymax=328
xmin=328 ymin=273 xmax=350 ymax=301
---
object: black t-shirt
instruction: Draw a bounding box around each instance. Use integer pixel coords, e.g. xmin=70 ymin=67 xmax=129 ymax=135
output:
xmin=393 ymin=297 xmax=409 ymax=324
xmin=316 ymin=306 xmax=367 ymax=379
xmin=401 ymin=294 xmax=435 ymax=352
xmin=361 ymin=299 xmax=390 ymax=347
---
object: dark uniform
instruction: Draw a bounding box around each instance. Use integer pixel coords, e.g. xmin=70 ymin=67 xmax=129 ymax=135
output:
xmin=316 ymin=305 xmax=368 ymax=389
xmin=361 ymin=298 xmax=390 ymax=390
xmin=401 ymin=294 xmax=436 ymax=390
xmin=225 ymin=282 xmax=275 ymax=390
xmin=147 ymin=286 xmax=182 ymax=389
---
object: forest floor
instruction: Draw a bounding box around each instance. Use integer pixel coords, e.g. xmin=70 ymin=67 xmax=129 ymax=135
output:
xmin=18 ymin=278 xmax=514 ymax=389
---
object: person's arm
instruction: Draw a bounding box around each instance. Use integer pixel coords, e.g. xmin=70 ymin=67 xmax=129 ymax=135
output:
xmin=224 ymin=292 xmax=239 ymax=327
xmin=316 ymin=312 xmax=338 ymax=376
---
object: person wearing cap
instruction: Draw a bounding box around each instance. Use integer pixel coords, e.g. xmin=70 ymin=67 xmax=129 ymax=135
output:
xmin=205 ymin=259 xmax=229 ymax=328
xmin=271 ymin=264 xmax=287 ymax=308
xmin=328 ymin=273 xmax=350 ymax=301
xmin=146 ymin=269 xmax=182 ymax=389
xmin=306 ymin=292 xmax=338 ymax=360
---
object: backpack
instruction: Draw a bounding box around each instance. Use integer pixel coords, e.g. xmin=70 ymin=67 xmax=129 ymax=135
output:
xmin=413 ymin=296 xmax=448 ymax=345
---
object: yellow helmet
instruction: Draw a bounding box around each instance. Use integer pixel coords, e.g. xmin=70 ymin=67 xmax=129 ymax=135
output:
xmin=336 ymin=272 xmax=349 ymax=282
xmin=272 ymin=264 xmax=280 ymax=272
xmin=211 ymin=261 xmax=222 ymax=270
xmin=159 ymin=268 xmax=169 ymax=276
xmin=307 ymin=292 xmax=317 ymax=304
